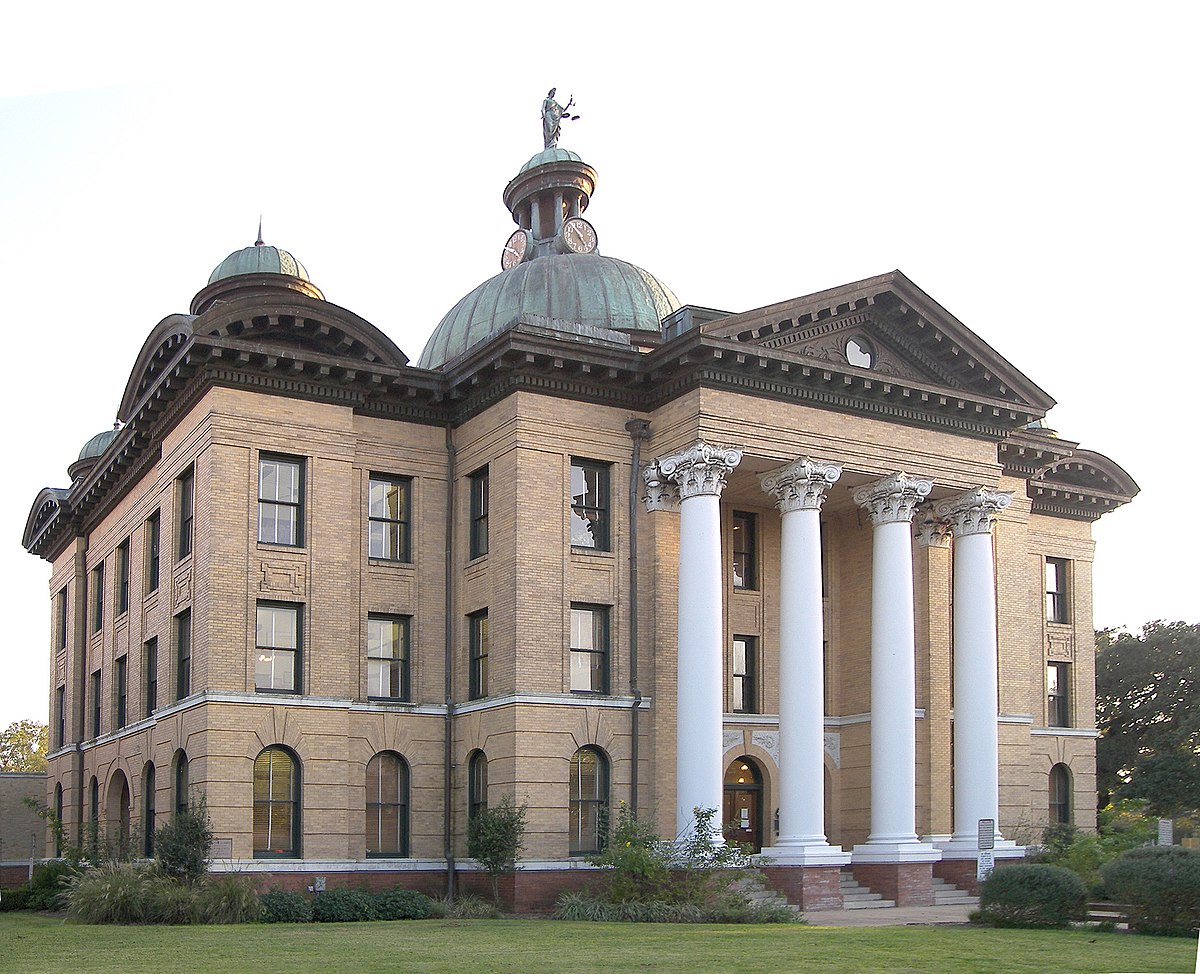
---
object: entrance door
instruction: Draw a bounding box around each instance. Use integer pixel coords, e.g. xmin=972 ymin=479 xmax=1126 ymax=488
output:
xmin=723 ymin=757 xmax=763 ymax=852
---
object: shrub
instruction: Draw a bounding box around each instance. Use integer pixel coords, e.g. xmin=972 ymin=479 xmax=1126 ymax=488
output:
xmin=142 ymin=875 xmax=199 ymax=924
xmin=552 ymin=889 xmax=798 ymax=924
xmin=196 ymin=873 xmax=261 ymax=924
xmin=588 ymin=801 xmax=670 ymax=902
xmin=63 ymin=862 xmax=159 ymax=924
xmin=1101 ymin=846 xmax=1200 ymax=936
xmin=1 ymin=887 xmax=32 ymax=911
xmin=467 ymin=794 xmax=527 ymax=907
xmin=28 ymin=861 xmax=75 ymax=911
xmin=432 ymin=894 xmax=498 ymax=919
xmin=259 ymin=889 xmax=312 ymax=923
xmin=372 ymin=888 xmax=434 ymax=920
xmin=311 ymin=888 xmax=376 ymax=923
xmin=978 ymin=863 xmax=1087 ymax=928
xmin=154 ymin=797 xmax=213 ymax=884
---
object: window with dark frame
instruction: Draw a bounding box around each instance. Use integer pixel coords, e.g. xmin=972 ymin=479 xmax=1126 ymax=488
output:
xmin=469 ymin=467 xmax=489 ymax=559
xmin=468 ymin=749 xmax=488 ymax=820
xmin=174 ymin=751 xmax=189 ymax=815
xmin=144 ymin=638 xmax=158 ymax=716
xmin=1045 ymin=557 xmax=1069 ymax=624
xmin=366 ymin=751 xmax=409 ymax=857
xmin=368 ymin=475 xmax=411 ymax=561
xmin=90 ymin=776 xmax=99 ymax=828
xmin=145 ymin=511 xmax=160 ymax=593
xmin=732 ymin=635 xmax=758 ymax=714
xmin=56 ymin=587 xmax=67 ymax=651
xmin=177 ymin=467 xmax=194 ymax=560
xmin=175 ymin=610 xmax=191 ymax=701
xmin=569 ymin=459 xmax=610 ymax=550
xmin=367 ymin=614 xmax=410 ymax=700
xmin=143 ymin=764 xmax=156 ymax=858
xmin=54 ymin=785 xmax=63 ymax=856
xmin=568 ymin=746 xmax=609 ymax=855
xmin=256 ymin=603 xmax=300 ymax=693
xmin=116 ymin=538 xmax=130 ymax=616
xmin=258 ymin=456 xmax=304 ymax=546
xmin=55 ymin=686 xmax=65 ymax=748
xmin=114 ymin=655 xmax=127 ymax=729
xmin=90 ymin=670 xmax=101 ymax=738
xmin=570 ymin=605 xmax=609 ymax=694
xmin=253 ymin=747 xmax=300 ymax=858
xmin=1047 ymin=661 xmax=1070 ymax=727
xmin=732 ymin=512 xmax=757 ymax=590
xmin=468 ymin=610 xmax=489 ymax=700
xmin=1049 ymin=763 xmax=1072 ymax=824
xmin=91 ymin=562 xmax=105 ymax=633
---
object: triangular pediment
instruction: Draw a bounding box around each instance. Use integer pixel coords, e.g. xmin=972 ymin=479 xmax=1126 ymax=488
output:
xmin=701 ymin=270 xmax=1055 ymax=412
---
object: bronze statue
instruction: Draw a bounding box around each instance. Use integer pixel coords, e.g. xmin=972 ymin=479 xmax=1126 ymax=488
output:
xmin=541 ymin=88 xmax=578 ymax=149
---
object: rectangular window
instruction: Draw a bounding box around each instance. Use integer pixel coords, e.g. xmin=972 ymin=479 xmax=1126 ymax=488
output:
xmin=177 ymin=467 xmax=195 ymax=559
xmin=90 ymin=670 xmax=101 ymax=738
xmin=1047 ymin=662 xmax=1070 ymax=727
xmin=175 ymin=610 xmax=192 ymax=700
xmin=116 ymin=538 xmax=130 ymax=616
xmin=55 ymin=686 xmax=65 ymax=748
xmin=258 ymin=455 xmax=304 ymax=546
xmin=90 ymin=562 xmax=105 ymax=633
xmin=367 ymin=614 xmax=410 ymax=700
xmin=144 ymin=638 xmax=158 ymax=716
xmin=570 ymin=459 xmax=610 ymax=550
xmin=469 ymin=467 xmax=489 ymax=559
xmin=114 ymin=655 xmax=127 ymax=729
xmin=368 ymin=475 xmax=411 ymax=561
xmin=732 ymin=512 xmax=757 ymax=590
xmin=145 ymin=511 xmax=160 ymax=593
xmin=1045 ymin=557 xmax=1069 ymax=624
xmin=56 ymin=587 xmax=68 ymax=652
xmin=256 ymin=603 xmax=300 ymax=693
xmin=732 ymin=635 xmax=758 ymax=714
xmin=570 ymin=605 xmax=609 ymax=694
xmin=468 ymin=610 xmax=489 ymax=699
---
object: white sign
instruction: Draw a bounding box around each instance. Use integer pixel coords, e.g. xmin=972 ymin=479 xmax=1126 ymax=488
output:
xmin=1158 ymin=819 xmax=1174 ymax=846
xmin=977 ymin=818 xmax=995 ymax=851
xmin=977 ymin=849 xmax=995 ymax=882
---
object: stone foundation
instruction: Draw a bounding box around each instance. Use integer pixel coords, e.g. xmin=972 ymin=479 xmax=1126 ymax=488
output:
xmin=760 ymin=865 xmax=844 ymax=911
xmin=933 ymin=857 xmax=981 ymax=895
xmin=851 ymin=861 xmax=934 ymax=906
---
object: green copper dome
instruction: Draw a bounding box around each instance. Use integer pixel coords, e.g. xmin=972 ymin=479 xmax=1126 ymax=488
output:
xmin=417 ymin=253 xmax=680 ymax=369
xmin=519 ymin=147 xmax=583 ymax=174
xmin=208 ymin=243 xmax=310 ymax=285
xmin=78 ymin=428 xmax=118 ymax=461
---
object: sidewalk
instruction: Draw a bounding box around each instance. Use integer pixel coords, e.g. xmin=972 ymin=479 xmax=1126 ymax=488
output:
xmin=806 ymin=904 xmax=975 ymax=927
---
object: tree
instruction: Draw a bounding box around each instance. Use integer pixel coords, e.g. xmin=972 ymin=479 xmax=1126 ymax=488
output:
xmin=467 ymin=794 xmax=527 ymax=907
xmin=154 ymin=794 xmax=213 ymax=884
xmin=0 ymin=719 xmax=48 ymax=772
xmin=1097 ymin=621 xmax=1200 ymax=815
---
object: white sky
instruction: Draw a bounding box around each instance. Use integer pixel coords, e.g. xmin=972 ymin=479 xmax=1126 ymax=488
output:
xmin=1 ymin=3 xmax=1196 ymax=728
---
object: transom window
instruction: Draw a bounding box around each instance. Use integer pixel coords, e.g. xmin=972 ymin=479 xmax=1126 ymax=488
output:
xmin=469 ymin=611 xmax=488 ymax=700
xmin=1047 ymin=662 xmax=1070 ymax=728
xmin=1045 ymin=557 xmax=1069 ymax=623
xmin=259 ymin=456 xmax=304 ymax=546
xmin=368 ymin=475 xmax=412 ymax=561
xmin=569 ymin=747 xmax=609 ymax=855
xmin=732 ymin=635 xmax=757 ymax=714
xmin=366 ymin=751 xmax=409 ymax=857
xmin=256 ymin=603 xmax=300 ymax=693
xmin=732 ymin=512 xmax=758 ymax=590
xmin=570 ymin=605 xmax=609 ymax=694
xmin=253 ymin=746 xmax=300 ymax=858
xmin=570 ymin=459 xmax=610 ymax=550
xmin=367 ymin=614 xmax=410 ymax=700
xmin=469 ymin=467 xmax=489 ymax=559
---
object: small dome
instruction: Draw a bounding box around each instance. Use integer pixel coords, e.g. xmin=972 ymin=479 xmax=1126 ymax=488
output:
xmin=418 ymin=253 xmax=680 ymax=369
xmin=208 ymin=243 xmax=310 ymax=285
xmin=78 ymin=428 xmax=118 ymax=462
xmin=519 ymin=147 xmax=584 ymax=174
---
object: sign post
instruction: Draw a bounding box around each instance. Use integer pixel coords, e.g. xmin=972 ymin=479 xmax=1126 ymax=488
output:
xmin=977 ymin=818 xmax=996 ymax=882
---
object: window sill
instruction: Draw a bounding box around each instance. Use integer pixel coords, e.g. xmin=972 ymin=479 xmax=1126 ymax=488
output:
xmin=257 ymin=542 xmax=307 ymax=552
xmin=256 ymin=688 xmax=301 ymax=696
xmin=570 ymin=546 xmax=613 ymax=557
xmin=367 ymin=697 xmax=413 ymax=706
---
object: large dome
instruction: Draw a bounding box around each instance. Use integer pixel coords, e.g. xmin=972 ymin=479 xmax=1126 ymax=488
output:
xmin=417 ymin=253 xmax=680 ymax=369
xmin=208 ymin=243 xmax=310 ymax=285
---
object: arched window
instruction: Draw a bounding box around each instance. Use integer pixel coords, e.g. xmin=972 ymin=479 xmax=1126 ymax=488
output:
xmin=1049 ymin=763 xmax=1072 ymax=824
xmin=143 ymin=763 xmax=156 ymax=857
xmin=107 ymin=770 xmax=131 ymax=854
xmin=467 ymin=750 xmax=488 ymax=821
xmin=254 ymin=746 xmax=300 ymax=858
xmin=569 ymin=747 xmax=608 ymax=855
xmin=366 ymin=752 xmax=409 ymax=857
xmin=53 ymin=783 xmax=63 ymax=857
xmin=89 ymin=776 xmax=99 ymax=827
xmin=173 ymin=750 xmax=189 ymax=816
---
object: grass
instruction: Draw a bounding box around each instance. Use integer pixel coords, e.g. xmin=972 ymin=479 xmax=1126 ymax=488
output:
xmin=1 ymin=913 xmax=1196 ymax=974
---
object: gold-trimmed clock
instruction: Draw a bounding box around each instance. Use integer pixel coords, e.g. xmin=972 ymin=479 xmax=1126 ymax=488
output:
xmin=501 ymin=229 xmax=532 ymax=271
xmin=561 ymin=216 xmax=598 ymax=255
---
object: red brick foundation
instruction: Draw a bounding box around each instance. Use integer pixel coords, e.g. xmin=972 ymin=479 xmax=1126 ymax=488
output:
xmin=1 ymin=864 xmax=34 ymax=888
xmin=933 ymin=858 xmax=981 ymax=895
xmin=851 ymin=861 xmax=935 ymax=906
xmin=247 ymin=870 xmax=446 ymax=899
xmin=760 ymin=865 xmax=844 ymax=911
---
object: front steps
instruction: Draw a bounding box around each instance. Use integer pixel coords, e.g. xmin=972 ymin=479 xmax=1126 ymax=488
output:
xmin=932 ymin=877 xmax=980 ymax=907
xmin=838 ymin=869 xmax=896 ymax=909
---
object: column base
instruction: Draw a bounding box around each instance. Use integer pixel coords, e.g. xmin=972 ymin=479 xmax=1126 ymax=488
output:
xmin=759 ymin=864 xmax=845 ymax=911
xmin=932 ymin=836 xmax=1024 ymax=859
xmin=759 ymin=843 xmax=852 ymax=868
xmin=930 ymin=840 xmax=1024 ymax=895
xmin=850 ymin=840 xmax=942 ymax=864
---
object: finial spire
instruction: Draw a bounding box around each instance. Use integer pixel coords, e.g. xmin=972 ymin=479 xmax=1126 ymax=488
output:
xmin=255 ymin=216 xmax=264 ymax=247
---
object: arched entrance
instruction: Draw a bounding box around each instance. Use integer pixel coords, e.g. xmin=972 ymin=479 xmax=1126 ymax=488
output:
xmin=723 ymin=756 xmax=764 ymax=852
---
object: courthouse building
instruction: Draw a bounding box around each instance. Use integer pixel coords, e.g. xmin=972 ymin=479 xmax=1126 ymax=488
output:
xmin=21 ymin=132 xmax=1137 ymax=909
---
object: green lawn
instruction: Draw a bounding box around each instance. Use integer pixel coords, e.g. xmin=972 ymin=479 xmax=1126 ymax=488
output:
xmin=1 ymin=914 xmax=1196 ymax=974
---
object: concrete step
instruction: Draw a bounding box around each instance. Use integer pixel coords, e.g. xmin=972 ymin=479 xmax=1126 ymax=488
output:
xmin=931 ymin=878 xmax=979 ymax=907
xmin=838 ymin=870 xmax=896 ymax=909
xmin=733 ymin=872 xmax=802 ymax=913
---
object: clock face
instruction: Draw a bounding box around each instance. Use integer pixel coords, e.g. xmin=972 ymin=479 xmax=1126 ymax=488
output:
xmin=501 ymin=229 xmax=530 ymax=271
xmin=561 ymin=217 xmax=598 ymax=255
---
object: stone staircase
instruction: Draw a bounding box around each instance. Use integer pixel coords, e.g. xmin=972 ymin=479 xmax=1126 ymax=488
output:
xmin=838 ymin=869 xmax=896 ymax=909
xmin=932 ymin=877 xmax=979 ymax=907
xmin=733 ymin=872 xmax=801 ymax=914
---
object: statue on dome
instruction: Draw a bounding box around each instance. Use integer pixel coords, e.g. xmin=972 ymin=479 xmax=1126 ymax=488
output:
xmin=541 ymin=88 xmax=578 ymax=149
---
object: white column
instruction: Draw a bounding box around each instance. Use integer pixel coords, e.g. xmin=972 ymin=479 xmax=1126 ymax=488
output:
xmin=852 ymin=473 xmax=940 ymax=863
xmin=933 ymin=488 xmax=1023 ymax=859
xmin=646 ymin=442 xmax=742 ymax=840
xmin=758 ymin=459 xmax=850 ymax=866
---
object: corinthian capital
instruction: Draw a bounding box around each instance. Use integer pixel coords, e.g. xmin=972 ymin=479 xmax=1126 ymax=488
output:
xmin=934 ymin=487 xmax=1013 ymax=537
xmin=853 ymin=472 xmax=933 ymax=526
xmin=655 ymin=441 xmax=743 ymax=501
xmin=760 ymin=457 xmax=842 ymax=513
xmin=642 ymin=459 xmax=680 ymax=512
xmin=913 ymin=508 xmax=952 ymax=548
